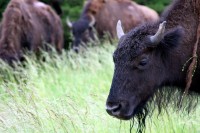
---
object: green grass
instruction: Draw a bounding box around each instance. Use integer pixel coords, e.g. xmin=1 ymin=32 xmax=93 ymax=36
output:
xmin=0 ymin=42 xmax=199 ymax=133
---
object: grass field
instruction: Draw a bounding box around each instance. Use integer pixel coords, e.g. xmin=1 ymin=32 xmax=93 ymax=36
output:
xmin=0 ymin=43 xmax=199 ymax=133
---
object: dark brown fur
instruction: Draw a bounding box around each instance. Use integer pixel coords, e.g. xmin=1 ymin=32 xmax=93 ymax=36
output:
xmin=0 ymin=0 xmax=63 ymax=63
xmin=106 ymin=0 xmax=200 ymax=132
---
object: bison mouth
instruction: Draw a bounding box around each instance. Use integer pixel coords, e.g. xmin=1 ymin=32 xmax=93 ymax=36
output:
xmin=106 ymin=97 xmax=149 ymax=120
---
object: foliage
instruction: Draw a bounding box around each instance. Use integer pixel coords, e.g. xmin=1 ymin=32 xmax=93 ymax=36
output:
xmin=135 ymin=0 xmax=171 ymax=14
xmin=0 ymin=43 xmax=199 ymax=132
xmin=0 ymin=0 xmax=9 ymax=19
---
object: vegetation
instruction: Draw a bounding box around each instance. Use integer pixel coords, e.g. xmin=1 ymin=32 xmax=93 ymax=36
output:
xmin=134 ymin=0 xmax=170 ymax=14
xmin=0 ymin=0 xmax=9 ymax=19
xmin=0 ymin=43 xmax=199 ymax=132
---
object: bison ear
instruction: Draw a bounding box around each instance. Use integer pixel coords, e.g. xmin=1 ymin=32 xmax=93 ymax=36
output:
xmin=160 ymin=26 xmax=184 ymax=49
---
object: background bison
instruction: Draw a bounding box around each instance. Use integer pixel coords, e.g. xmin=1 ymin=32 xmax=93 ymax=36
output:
xmin=106 ymin=0 xmax=200 ymax=132
xmin=0 ymin=0 xmax=63 ymax=64
xmin=67 ymin=0 xmax=159 ymax=51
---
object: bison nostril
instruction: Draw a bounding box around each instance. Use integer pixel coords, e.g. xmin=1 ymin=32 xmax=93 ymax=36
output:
xmin=113 ymin=104 xmax=121 ymax=112
xmin=106 ymin=102 xmax=122 ymax=114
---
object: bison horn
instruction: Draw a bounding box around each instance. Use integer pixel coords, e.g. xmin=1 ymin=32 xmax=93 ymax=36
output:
xmin=116 ymin=20 xmax=125 ymax=39
xmin=66 ymin=17 xmax=73 ymax=28
xmin=150 ymin=21 xmax=167 ymax=44
xmin=89 ymin=15 xmax=96 ymax=27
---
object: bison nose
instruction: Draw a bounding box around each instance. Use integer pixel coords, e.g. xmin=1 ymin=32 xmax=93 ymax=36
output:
xmin=73 ymin=47 xmax=79 ymax=53
xmin=106 ymin=102 xmax=122 ymax=116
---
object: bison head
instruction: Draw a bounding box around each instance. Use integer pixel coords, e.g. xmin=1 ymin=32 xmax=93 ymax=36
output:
xmin=67 ymin=15 xmax=96 ymax=52
xmin=106 ymin=20 xmax=184 ymax=121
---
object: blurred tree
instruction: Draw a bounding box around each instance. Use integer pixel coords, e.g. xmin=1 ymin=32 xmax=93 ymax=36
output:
xmin=134 ymin=0 xmax=171 ymax=14
xmin=0 ymin=0 xmax=9 ymax=19
xmin=41 ymin=0 xmax=63 ymax=15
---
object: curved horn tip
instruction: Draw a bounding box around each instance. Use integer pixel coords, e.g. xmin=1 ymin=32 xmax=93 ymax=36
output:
xmin=160 ymin=21 xmax=167 ymax=27
xmin=116 ymin=20 xmax=125 ymax=39
xmin=150 ymin=21 xmax=167 ymax=44
xmin=117 ymin=20 xmax=122 ymax=26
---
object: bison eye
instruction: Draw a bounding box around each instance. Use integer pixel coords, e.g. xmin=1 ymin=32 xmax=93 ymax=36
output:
xmin=139 ymin=58 xmax=148 ymax=66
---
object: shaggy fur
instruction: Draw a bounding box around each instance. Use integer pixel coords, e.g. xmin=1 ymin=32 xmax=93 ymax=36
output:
xmin=0 ymin=0 xmax=63 ymax=64
xmin=69 ymin=0 xmax=159 ymax=49
xmin=106 ymin=0 xmax=200 ymax=132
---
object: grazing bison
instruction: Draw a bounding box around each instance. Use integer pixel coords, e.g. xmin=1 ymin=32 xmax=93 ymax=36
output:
xmin=0 ymin=0 xmax=63 ymax=64
xmin=106 ymin=0 xmax=200 ymax=132
xmin=67 ymin=0 xmax=159 ymax=51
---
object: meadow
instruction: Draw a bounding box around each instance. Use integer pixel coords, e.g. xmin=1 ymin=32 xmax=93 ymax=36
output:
xmin=0 ymin=42 xmax=199 ymax=133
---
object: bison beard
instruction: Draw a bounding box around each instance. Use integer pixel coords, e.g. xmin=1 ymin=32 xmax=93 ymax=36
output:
xmin=126 ymin=87 xmax=199 ymax=133
xmin=0 ymin=0 xmax=63 ymax=64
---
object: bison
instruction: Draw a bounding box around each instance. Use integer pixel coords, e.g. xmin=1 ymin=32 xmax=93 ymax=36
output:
xmin=67 ymin=0 xmax=159 ymax=51
xmin=0 ymin=0 xmax=63 ymax=64
xmin=106 ymin=0 xmax=200 ymax=132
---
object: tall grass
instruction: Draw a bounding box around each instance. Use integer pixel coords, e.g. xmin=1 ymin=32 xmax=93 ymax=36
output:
xmin=0 ymin=42 xmax=199 ymax=133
